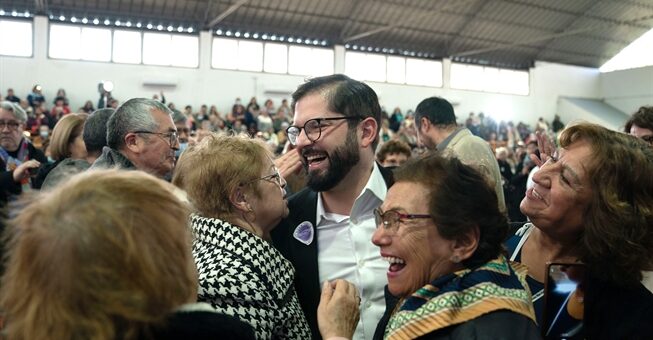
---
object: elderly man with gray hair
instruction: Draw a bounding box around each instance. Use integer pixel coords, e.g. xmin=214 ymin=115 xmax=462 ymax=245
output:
xmin=90 ymin=98 xmax=179 ymax=179
xmin=1 ymin=101 xmax=47 ymax=207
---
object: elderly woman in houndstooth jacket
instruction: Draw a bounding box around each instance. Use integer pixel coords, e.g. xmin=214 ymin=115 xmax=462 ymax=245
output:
xmin=174 ymin=133 xmax=360 ymax=340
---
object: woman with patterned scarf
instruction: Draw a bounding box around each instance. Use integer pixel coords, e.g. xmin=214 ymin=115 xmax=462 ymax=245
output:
xmin=172 ymin=133 xmax=316 ymax=339
xmin=322 ymin=154 xmax=539 ymax=339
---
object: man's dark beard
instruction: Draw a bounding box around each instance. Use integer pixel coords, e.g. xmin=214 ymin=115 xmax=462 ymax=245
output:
xmin=305 ymin=129 xmax=360 ymax=192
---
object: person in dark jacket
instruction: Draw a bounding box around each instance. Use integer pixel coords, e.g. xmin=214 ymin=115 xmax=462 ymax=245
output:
xmin=0 ymin=101 xmax=45 ymax=208
xmin=0 ymin=170 xmax=256 ymax=340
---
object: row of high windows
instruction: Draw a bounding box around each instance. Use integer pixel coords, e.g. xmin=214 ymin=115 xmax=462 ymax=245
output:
xmin=0 ymin=19 xmax=530 ymax=95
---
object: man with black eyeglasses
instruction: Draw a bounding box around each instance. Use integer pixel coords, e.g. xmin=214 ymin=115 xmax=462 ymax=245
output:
xmin=0 ymin=101 xmax=46 ymax=208
xmin=272 ymin=74 xmax=394 ymax=340
xmin=90 ymin=98 xmax=179 ymax=179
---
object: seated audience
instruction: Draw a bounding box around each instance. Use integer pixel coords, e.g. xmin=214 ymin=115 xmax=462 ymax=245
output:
xmin=5 ymin=88 xmax=20 ymax=103
xmin=507 ymin=123 xmax=653 ymax=338
xmin=34 ymin=113 xmax=87 ymax=189
xmin=0 ymin=170 xmax=256 ymax=339
xmin=172 ymin=133 xmax=310 ymax=339
xmin=330 ymin=154 xmax=539 ymax=339
xmin=624 ymin=105 xmax=653 ymax=146
xmin=376 ymin=139 xmax=411 ymax=169
xmin=79 ymin=100 xmax=95 ymax=114
xmin=27 ymin=85 xmax=44 ymax=108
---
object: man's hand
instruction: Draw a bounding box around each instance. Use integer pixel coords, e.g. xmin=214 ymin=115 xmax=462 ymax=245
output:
xmin=12 ymin=160 xmax=40 ymax=182
xmin=317 ymin=280 xmax=360 ymax=340
xmin=275 ymin=148 xmax=302 ymax=179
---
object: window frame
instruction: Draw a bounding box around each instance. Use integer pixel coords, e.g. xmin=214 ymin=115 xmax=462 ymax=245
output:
xmin=47 ymin=22 xmax=199 ymax=69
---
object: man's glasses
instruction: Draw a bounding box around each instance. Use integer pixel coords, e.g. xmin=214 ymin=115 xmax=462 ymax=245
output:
xmin=0 ymin=120 xmax=21 ymax=131
xmin=373 ymin=207 xmax=432 ymax=235
xmin=286 ymin=117 xmax=362 ymax=145
xmin=133 ymin=130 xmax=179 ymax=146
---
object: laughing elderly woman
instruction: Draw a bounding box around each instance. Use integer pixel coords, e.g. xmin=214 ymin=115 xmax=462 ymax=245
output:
xmin=358 ymin=154 xmax=539 ymax=339
xmin=172 ymin=133 xmax=310 ymax=339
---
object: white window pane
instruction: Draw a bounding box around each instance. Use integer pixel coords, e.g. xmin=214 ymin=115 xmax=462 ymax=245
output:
xmin=482 ymin=67 xmax=499 ymax=92
xmin=406 ymin=58 xmax=442 ymax=87
xmin=143 ymin=32 xmax=171 ymax=65
xmin=171 ymin=35 xmax=198 ymax=67
xmin=449 ymin=63 xmax=466 ymax=89
xmin=264 ymin=43 xmax=287 ymax=73
xmin=237 ymin=40 xmax=263 ymax=71
xmin=80 ymin=27 xmax=111 ymax=61
xmin=288 ymin=46 xmax=313 ymax=76
xmin=498 ymin=69 xmax=529 ymax=95
xmin=310 ymin=48 xmax=334 ymax=77
xmin=49 ymin=24 xmax=81 ymax=60
xmin=0 ymin=20 xmax=32 ymax=57
xmin=365 ymin=54 xmax=386 ymax=82
xmin=345 ymin=51 xmax=368 ymax=81
xmin=113 ymin=30 xmax=141 ymax=64
xmin=386 ymin=56 xmax=406 ymax=84
xmin=450 ymin=63 xmax=483 ymax=90
xmin=212 ymin=37 xmax=238 ymax=69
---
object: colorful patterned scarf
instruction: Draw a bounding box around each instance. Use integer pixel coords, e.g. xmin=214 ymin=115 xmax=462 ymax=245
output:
xmin=384 ymin=255 xmax=535 ymax=339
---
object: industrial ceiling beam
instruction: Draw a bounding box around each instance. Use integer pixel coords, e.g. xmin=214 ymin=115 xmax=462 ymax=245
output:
xmin=343 ymin=0 xmax=477 ymax=43
xmin=206 ymin=0 xmax=249 ymax=29
xmin=34 ymin=0 xmax=48 ymax=15
xmin=451 ymin=12 xmax=653 ymax=59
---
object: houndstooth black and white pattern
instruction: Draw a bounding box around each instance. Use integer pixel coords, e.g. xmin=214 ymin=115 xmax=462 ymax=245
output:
xmin=190 ymin=214 xmax=310 ymax=340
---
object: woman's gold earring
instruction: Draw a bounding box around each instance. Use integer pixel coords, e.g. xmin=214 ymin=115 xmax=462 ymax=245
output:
xmin=451 ymin=255 xmax=460 ymax=263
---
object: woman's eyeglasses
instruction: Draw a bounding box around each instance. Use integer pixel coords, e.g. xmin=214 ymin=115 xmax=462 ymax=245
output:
xmin=373 ymin=208 xmax=432 ymax=235
xmin=247 ymin=167 xmax=284 ymax=187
